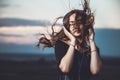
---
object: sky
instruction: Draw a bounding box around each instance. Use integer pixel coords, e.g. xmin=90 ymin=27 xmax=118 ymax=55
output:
xmin=0 ymin=0 xmax=120 ymax=28
xmin=0 ymin=0 xmax=120 ymax=58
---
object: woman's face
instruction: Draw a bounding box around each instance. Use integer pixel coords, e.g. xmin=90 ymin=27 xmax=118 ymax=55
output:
xmin=69 ymin=13 xmax=83 ymax=37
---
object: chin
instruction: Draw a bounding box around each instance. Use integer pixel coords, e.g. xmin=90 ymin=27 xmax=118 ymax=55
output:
xmin=73 ymin=33 xmax=81 ymax=37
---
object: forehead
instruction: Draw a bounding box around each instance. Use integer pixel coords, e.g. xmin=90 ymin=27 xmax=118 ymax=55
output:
xmin=69 ymin=13 xmax=76 ymax=22
xmin=69 ymin=13 xmax=82 ymax=24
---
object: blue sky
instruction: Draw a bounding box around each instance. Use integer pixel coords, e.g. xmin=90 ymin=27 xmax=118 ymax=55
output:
xmin=0 ymin=0 xmax=120 ymax=58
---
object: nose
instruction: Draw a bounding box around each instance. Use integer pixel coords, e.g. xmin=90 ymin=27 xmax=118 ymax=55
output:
xmin=73 ymin=24 xmax=78 ymax=29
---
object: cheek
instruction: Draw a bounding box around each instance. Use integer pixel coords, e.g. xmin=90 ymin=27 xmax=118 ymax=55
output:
xmin=69 ymin=26 xmax=73 ymax=32
xmin=79 ymin=24 xmax=83 ymax=30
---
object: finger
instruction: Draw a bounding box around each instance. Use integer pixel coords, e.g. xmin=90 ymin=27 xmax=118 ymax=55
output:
xmin=62 ymin=26 xmax=70 ymax=35
xmin=88 ymin=28 xmax=92 ymax=33
xmin=62 ymin=26 xmax=67 ymax=32
xmin=89 ymin=27 xmax=94 ymax=34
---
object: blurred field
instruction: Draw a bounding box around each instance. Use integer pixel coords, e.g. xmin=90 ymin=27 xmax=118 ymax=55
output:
xmin=0 ymin=54 xmax=120 ymax=80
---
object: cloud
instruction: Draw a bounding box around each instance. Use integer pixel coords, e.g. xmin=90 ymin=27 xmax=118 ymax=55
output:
xmin=0 ymin=0 xmax=20 ymax=8
xmin=0 ymin=26 xmax=50 ymax=45
xmin=0 ymin=18 xmax=51 ymax=27
xmin=0 ymin=33 xmax=23 ymax=37
xmin=0 ymin=3 xmax=10 ymax=8
xmin=0 ymin=26 xmax=39 ymax=45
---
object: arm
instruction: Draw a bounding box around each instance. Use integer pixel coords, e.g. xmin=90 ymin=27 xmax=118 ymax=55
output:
xmin=90 ymin=40 xmax=102 ymax=75
xmin=59 ymin=26 xmax=76 ymax=73
xmin=59 ymin=41 xmax=75 ymax=73
xmin=89 ymin=28 xmax=102 ymax=75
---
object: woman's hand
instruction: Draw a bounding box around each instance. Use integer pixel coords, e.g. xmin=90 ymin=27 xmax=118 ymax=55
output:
xmin=62 ymin=26 xmax=76 ymax=44
xmin=88 ymin=27 xmax=95 ymax=41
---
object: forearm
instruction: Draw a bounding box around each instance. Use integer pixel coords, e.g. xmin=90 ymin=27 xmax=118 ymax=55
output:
xmin=59 ymin=41 xmax=75 ymax=73
xmin=90 ymin=40 xmax=102 ymax=75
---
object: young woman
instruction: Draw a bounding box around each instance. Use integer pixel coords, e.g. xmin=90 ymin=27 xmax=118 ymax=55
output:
xmin=37 ymin=0 xmax=102 ymax=80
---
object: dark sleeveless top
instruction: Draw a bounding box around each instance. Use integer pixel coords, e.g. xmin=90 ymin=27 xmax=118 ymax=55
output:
xmin=55 ymin=40 xmax=92 ymax=80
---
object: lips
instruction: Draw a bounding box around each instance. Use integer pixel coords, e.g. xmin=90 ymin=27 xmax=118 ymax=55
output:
xmin=73 ymin=29 xmax=80 ymax=33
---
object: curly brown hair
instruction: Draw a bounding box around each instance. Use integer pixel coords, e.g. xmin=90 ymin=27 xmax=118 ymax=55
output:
xmin=37 ymin=0 xmax=95 ymax=53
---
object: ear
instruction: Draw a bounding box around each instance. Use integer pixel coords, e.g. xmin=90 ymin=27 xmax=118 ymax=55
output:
xmin=85 ymin=15 xmax=94 ymax=26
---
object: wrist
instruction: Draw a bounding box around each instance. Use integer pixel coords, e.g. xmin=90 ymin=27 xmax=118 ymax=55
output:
xmin=91 ymin=49 xmax=97 ymax=52
xmin=89 ymin=41 xmax=96 ymax=47
xmin=89 ymin=38 xmax=94 ymax=41
xmin=71 ymin=39 xmax=76 ymax=44
xmin=89 ymin=39 xmax=95 ymax=44
xmin=70 ymin=40 xmax=76 ymax=47
xmin=70 ymin=43 xmax=75 ymax=47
